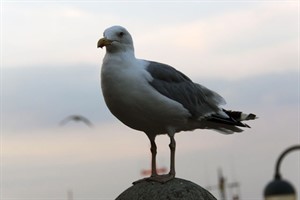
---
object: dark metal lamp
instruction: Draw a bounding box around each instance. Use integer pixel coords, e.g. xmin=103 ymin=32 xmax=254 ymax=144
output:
xmin=264 ymin=145 xmax=299 ymax=200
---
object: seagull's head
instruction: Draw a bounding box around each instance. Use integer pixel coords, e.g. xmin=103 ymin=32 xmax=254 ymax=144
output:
xmin=97 ymin=26 xmax=134 ymax=53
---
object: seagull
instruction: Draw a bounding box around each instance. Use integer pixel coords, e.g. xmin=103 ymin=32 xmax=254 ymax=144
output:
xmin=59 ymin=115 xmax=93 ymax=128
xmin=97 ymin=25 xmax=256 ymax=183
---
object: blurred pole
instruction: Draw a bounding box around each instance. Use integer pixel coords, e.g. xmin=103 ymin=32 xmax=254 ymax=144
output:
xmin=218 ymin=169 xmax=226 ymax=200
xmin=67 ymin=190 xmax=73 ymax=200
xmin=206 ymin=168 xmax=240 ymax=200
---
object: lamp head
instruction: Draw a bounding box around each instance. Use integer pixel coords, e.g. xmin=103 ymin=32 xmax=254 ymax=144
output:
xmin=264 ymin=177 xmax=296 ymax=200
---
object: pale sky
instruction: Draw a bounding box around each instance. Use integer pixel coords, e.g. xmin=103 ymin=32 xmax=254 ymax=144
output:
xmin=2 ymin=1 xmax=298 ymax=79
xmin=1 ymin=1 xmax=299 ymax=200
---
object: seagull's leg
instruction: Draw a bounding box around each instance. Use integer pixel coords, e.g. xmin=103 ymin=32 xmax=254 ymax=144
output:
xmin=168 ymin=133 xmax=176 ymax=177
xmin=143 ymin=132 xmax=176 ymax=183
xmin=133 ymin=134 xmax=158 ymax=185
xmin=149 ymin=135 xmax=158 ymax=177
xmin=133 ymin=132 xmax=175 ymax=184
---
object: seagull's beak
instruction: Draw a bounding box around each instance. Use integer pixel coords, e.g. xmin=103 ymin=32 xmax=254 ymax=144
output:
xmin=97 ymin=38 xmax=113 ymax=48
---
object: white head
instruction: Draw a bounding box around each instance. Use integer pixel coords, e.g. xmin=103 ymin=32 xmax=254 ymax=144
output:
xmin=97 ymin=25 xmax=134 ymax=53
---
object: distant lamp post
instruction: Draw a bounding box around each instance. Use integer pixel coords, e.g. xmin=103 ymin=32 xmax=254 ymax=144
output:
xmin=264 ymin=145 xmax=300 ymax=200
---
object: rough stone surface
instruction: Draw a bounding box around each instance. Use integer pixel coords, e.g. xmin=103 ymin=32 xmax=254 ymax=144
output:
xmin=115 ymin=178 xmax=217 ymax=200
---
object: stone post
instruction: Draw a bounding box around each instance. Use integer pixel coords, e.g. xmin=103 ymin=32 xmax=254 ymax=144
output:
xmin=116 ymin=177 xmax=217 ymax=200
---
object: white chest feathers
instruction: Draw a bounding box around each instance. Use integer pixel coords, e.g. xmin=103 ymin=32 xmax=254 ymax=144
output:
xmin=100 ymin=54 xmax=190 ymax=133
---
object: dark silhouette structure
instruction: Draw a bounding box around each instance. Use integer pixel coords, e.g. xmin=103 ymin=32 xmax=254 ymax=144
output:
xmin=264 ymin=145 xmax=299 ymax=199
xmin=116 ymin=178 xmax=216 ymax=200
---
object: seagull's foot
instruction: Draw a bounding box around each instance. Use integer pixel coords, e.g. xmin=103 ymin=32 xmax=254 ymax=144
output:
xmin=133 ymin=173 xmax=175 ymax=185
xmin=146 ymin=174 xmax=175 ymax=183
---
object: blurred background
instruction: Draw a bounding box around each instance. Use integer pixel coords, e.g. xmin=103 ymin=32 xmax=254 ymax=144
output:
xmin=1 ymin=1 xmax=299 ymax=199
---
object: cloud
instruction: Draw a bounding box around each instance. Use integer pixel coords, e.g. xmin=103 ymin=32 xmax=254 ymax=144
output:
xmin=3 ymin=103 xmax=298 ymax=199
xmin=135 ymin=3 xmax=298 ymax=79
xmin=3 ymin=63 xmax=297 ymax=159
xmin=2 ymin=65 xmax=298 ymax=139
xmin=3 ymin=2 xmax=297 ymax=80
xmin=2 ymin=125 xmax=146 ymax=199
xmin=2 ymin=124 xmax=146 ymax=164
xmin=2 ymin=65 xmax=111 ymax=132
xmin=2 ymin=4 xmax=105 ymax=68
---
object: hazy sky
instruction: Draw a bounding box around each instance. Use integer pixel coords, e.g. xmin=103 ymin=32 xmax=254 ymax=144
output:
xmin=1 ymin=1 xmax=299 ymax=200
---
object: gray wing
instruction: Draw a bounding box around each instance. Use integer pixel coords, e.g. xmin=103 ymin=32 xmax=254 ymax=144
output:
xmin=146 ymin=61 xmax=226 ymax=119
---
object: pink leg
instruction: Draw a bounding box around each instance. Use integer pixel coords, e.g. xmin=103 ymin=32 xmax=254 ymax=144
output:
xmin=133 ymin=134 xmax=176 ymax=184
xmin=149 ymin=136 xmax=158 ymax=177
xmin=169 ymin=134 xmax=176 ymax=176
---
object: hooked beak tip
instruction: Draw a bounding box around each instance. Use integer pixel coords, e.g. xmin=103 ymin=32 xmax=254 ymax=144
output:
xmin=97 ymin=38 xmax=112 ymax=49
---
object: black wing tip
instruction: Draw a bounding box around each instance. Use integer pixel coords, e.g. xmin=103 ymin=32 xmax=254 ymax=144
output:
xmin=207 ymin=116 xmax=250 ymax=128
xmin=223 ymin=109 xmax=258 ymax=121
xmin=246 ymin=113 xmax=257 ymax=120
xmin=244 ymin=123 xmax=251 ymax=128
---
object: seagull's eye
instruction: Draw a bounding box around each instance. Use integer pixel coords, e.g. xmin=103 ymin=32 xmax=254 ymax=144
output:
xmin=118 ymin=32 xmax=125 ymax=37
